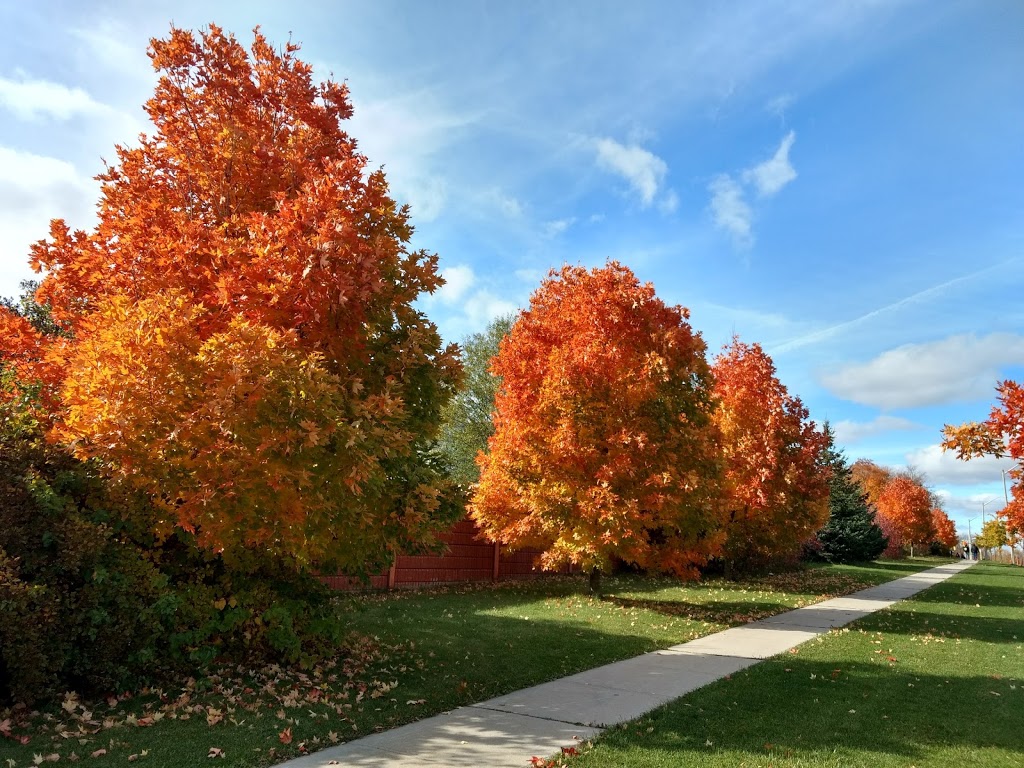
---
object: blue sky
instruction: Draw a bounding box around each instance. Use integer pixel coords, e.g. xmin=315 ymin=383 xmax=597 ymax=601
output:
xmin=1 ymin=0 xmax=1021 ymax=537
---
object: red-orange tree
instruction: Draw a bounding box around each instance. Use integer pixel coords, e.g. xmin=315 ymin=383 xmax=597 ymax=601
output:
xmin=1 ymin=26 xmax=461 ymax=571
xmin=875 ymin=476 xmax=934 ymax=555
xmin=850 ymin=459 xmax=893 ymax=508
xmin=711 ymin=339 xmax=831 ymax=572
xmin=471 ymin=263 xmax=723 ymax=583
xmin=943 ymin=380 xmax=1024 ymax=538
xmin=931 ymin=508 xmax=958 ymax=550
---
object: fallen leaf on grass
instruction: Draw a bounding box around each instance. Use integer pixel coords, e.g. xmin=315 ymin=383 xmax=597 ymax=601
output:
xmin=279 ymin=727 xmax=293 ymax=745
xmin=405 ymin=700 xmax=426 ymax=706
xmin=90 ymin=749 xmax=106 ymax=758
xmin=207 ymin=747 xmax=225 ymax=758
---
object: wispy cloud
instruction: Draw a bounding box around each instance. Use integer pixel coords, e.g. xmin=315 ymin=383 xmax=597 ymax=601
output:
xmin=820 ymin=333 xmax=1024 ymax=410
xmin=772 ymin=262 xmax=1015 ymax=354
xmin=542 ymin=217 xmax=576 ymax=238
xmin=593 ymin=137 xmax=675 ymax=209
xmin=708 ymin=132 xmax=797 ymax=246
xmin=348 ymin=87 xmax=476 ymax=222
xmin=743 ymin=130 xmax=797 ymax=197
xmin=708 ymin=174 xmax=753 ymax=246
xmin=482 ymin=188 xmax=524 ymax=219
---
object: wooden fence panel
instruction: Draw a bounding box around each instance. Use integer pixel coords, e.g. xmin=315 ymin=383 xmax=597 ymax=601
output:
xmin=319 ymin=516 xmax=572 ymax=590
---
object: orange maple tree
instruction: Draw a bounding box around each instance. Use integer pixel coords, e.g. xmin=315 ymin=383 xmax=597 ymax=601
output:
xmin=471 ymin=263 xmax=724 ymax=583
xmin=0 ymin=26 xmax=461 ymax=570
xmin=711 ymin=339 xmax=831 ymax=572
xmin=874 ymin=475 xmax=934 ymax=554
xmin=943 ymin=379 xmax=1023 ymax=538
xmin=931 ymin=508 xmax=957 ymax=550
xmin=850 ymin=459 xmax=893 ymax=508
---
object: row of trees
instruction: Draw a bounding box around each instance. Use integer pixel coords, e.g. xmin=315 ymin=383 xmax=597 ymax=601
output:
xmin=1 ymin=23 xmax=1017 ymax=700
xmin=439 ymin=264 xmax=964 ymax=585
xmin=848 ymin=460 xmax=957 ymax=557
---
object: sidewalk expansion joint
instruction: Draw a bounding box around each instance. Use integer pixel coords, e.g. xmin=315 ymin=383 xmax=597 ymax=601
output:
xmin=467 ymin=702 xmax=604 ymax=730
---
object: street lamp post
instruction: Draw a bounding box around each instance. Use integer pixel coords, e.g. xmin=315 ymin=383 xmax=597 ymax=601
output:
xmin=966 ymin=517 xmax=977 ymax=561
xmin=1002 ymin=469 xmax=1010 ymax=505
xmin=980 ymin=498 xmax=1002 ymax=561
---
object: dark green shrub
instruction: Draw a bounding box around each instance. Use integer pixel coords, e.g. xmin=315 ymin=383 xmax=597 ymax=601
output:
xmin=0 ymin=395 xmax=346 ymax=704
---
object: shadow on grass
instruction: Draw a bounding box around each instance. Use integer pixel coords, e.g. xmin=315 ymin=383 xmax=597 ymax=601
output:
xmin=600 ymin=596 xmax=795 ymax=626
xmin=589 ymin=657 xmax=1022 ymax=766
xmin=909 ymin=581 xmax=1024 ymax=610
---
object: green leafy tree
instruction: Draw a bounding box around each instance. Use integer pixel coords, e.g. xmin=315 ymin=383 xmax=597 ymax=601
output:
xmin=815 ymin=424 xmax=887 ymax=563
xmin=436 ymin=315 xmax=514 ymax=485
xmin=975 ymin=518 xmax=1008 ymax=552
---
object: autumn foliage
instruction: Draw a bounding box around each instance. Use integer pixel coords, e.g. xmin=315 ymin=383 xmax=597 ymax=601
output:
xmin=711 ymin=339 xmax=831 ymax=571
xmin=931 ymin=508 xmax=958 ymax=550
xmin=943 ymin=379 xmax=1024 ymax=537
xmin=874 ymin=476 xmax=934 ymax=553
xmin=0 ymin=26 xmax=461 ymax=570
xmin=471 ymin=263 xmax=724 ymax=579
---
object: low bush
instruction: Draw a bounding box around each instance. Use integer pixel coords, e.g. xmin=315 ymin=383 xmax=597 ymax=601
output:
xmin=0 ymin=393 xmax=345 ymax=705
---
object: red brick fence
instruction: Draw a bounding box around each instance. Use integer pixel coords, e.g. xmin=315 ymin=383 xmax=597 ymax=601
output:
xmin=320 ymin=517 xmax=571 ymax=591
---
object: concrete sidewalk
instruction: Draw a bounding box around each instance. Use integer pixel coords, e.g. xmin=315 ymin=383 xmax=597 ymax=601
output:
xmin=280 ymin=560 xmax=975 ymax=768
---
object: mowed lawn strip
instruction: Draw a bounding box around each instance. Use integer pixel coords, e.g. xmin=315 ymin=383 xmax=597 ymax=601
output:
xmin=0 ymin=558 xmax=948 ymax=768
xmin=564 ymin=562 xmax=1023 ymax=768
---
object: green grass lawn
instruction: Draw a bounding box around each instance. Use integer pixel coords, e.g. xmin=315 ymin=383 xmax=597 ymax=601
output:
xmin=0 ymin=558 xmax=948 ymax=767
xmin=563 ymin=561 xmax=1023 ymax=768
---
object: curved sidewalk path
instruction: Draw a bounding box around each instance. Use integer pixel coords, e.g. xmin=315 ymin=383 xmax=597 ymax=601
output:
xmin=282 ymin=560 xmax=975 ymax=768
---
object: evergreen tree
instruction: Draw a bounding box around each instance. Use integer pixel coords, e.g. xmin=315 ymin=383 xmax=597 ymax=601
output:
xmin=816 ymin=424 xmax=888 ymax=562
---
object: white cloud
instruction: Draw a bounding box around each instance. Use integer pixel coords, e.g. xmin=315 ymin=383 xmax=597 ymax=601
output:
xmin=907 ymin=444 xmax=1014 ymax=486
xmin=832 ymin=415 xmax=918 ymax=445
xmin=0 ymin=146 xmax=97 ymax=299
xmin=435 ymin=264 xmax=476 ymax=305
xmin=707 ymin=132 xmax=797 ymax=246
xmin=708 ymin=174 xmax=752 ymax=246
xmin=743 ymin=130 xmax=797 ymax=197
xmin=542 ymin=217 xmax=576 ymax=238
xmin=593 ymin=137 xmax=669 ymax=208
xmin=820 ymin=333 xmax=1024 ymax=409
xmin=658 ymin=189 xmax=679 ymax=214
xmin=0 ymin=75 xmax=111 ymax=121
xmin=464 ymin=289 xmax=519 ymax=328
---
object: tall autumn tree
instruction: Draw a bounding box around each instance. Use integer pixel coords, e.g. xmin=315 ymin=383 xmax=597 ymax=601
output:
xmin=875 ymin=475 xmax=934 ymax=557
xmin=1 ymin=26 xmax=461 ymax=571
xmin=436 ymin=315 xmax=515 ymax=486
xmin=711 ymin=339 xmax=831 ymax=574
xmin=472 ymin=263 xmax=723 ymax=589
xmin=943 ymin=379 xmax=1023 ymax=541
xmin=931 ymin=508 xmax=958 ymax=552
xmin=850 ymin=459 xmax=893 ymax=508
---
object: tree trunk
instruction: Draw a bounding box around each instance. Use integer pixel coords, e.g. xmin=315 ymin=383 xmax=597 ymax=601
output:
xmin=589 ymin=567 xmax=602 ymax=595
